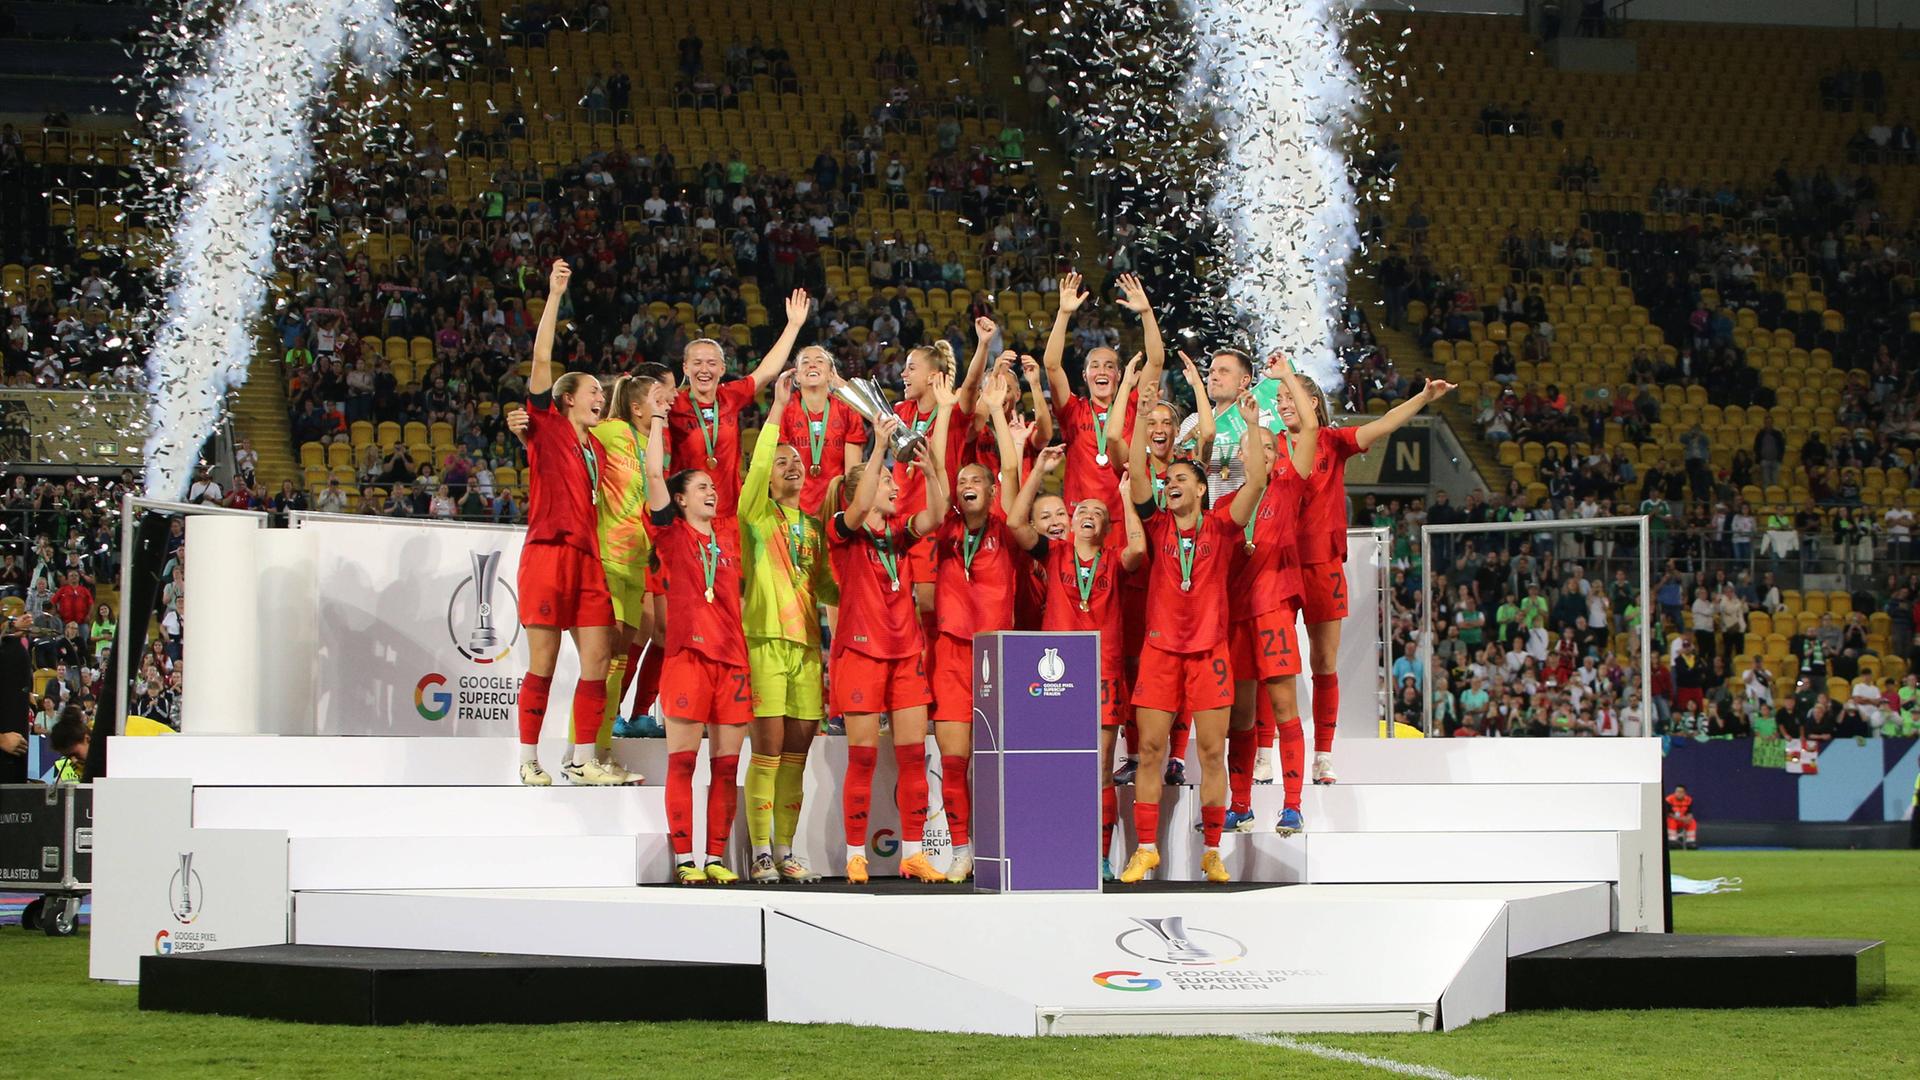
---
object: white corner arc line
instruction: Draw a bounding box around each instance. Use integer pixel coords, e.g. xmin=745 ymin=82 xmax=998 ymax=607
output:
xmin=1237 ymin=1033 xmax=1488 ymax=1080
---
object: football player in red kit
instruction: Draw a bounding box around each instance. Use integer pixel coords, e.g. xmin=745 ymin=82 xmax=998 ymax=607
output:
xmin=1224 ymin=358 xmax=1321 ymax=840
xmin=925 ymin=374 xmax=1031 ymax=883
xmin=1009 ymin=440 xmax=1147 ymax=879
xmin=827 ymin=401 xmax=955 ymax=884
xmin=777 ymin=344 xmax=868 ymax=515
xmin=1042 ymin=271 xmax=1160 ymax=517
xmin=1120 ymin=382 xmax=1270 ymax=884
xmin=511 ymin=259 xmax=621 ymax=788
xmin=890 ymin=340 xmax=967 ymax=621
xmin=1289 ymin=375 xmax=1453 ymax=787
xmin=644 ymin=407 xmax=753 ymax=884
xmin=667 ymin=289 xmax=811 ymax=522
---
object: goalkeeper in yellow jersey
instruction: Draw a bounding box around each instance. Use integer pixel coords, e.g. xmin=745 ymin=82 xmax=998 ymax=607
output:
xmin=739 ymin=371 xmax=839 ymax=882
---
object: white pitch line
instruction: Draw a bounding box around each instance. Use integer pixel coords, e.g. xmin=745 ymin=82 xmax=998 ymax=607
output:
xmin=1237 ymin=1033 xmax=1488 ymax=1080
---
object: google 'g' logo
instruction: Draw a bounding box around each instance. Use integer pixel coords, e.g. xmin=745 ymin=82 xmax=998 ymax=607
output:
xmin=869 ymin=829 xmax=898 ymax=858
xmin=1092 ymin=970 xmax=1161 ymax=992
xmin=415 ymin=673 xmax=452 ymax=721
xmin=1027 ymin=682 xmax=1043 ymax=697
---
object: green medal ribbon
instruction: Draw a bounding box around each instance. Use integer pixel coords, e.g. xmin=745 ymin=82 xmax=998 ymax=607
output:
xmin=1092 ymin=406 xmax=1109 ymax=462
xmin=1075 ymin=550 xmax=1102 ymax=610
xmin=961 ymin=523 xmax=987 ymax=578
xmin=1176 ymin=524 xmax=1198 ymax=592
xmin=697 ymin=528 xmax=721 ymax=603
xmin=773 ymin=504 xmax=806 ymax=574
xmin=866 ymin=524 xmax=901 ymax=591
xmin=696 ymin=398 xmax=721 ymax=465
xmin=804 ymin=404 xmax=827 ymax=470
xmin=581 ymin=439 xmax=599 ymax=506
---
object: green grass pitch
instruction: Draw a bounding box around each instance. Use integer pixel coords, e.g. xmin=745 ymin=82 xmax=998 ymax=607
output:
xmin=4 ymin=850 xmax=1913 ymax=1078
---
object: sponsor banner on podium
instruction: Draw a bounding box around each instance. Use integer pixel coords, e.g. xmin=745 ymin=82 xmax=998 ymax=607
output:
xmin=301 ymin=518 xmax=580 ymax=736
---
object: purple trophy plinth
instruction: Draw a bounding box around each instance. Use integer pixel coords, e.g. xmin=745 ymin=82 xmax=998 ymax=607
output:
xmin=972 ymin=631 xmax=1102 ymax=892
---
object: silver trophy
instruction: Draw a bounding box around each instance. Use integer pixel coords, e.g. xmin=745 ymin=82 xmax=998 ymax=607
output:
xmin=1132 ymin=916 xmax=1214 ymax=963
xmin=467 ymin=550 xmax=502 ymax=655
xmin=176 ymin=852 xmax=195 ymax=920
xmin=833 ymin=378 xmax=927 ymax=460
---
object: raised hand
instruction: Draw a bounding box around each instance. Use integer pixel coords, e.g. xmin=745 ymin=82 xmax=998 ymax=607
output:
xmin=1265 ymin=349 xmax=1292 ymax=379
xmin=1179 ymin=349 xmax=1205 ymax=390
xmin=1058 ymin=270 xmax=1088 ymax=314
xmin=994 ymin=349 xmax=1017 ymax=382
xmin=875 ymin=414 xmax=903 ymax=448
xmin=1424 ymin=378 xmax=1457 ymax=403
xmin=784 ymin=288 xmax=812 ymax=325
xmin=1237 ymin=390 xmax=1260 ymax=427
xmin=1009 ymin=410 xmax=1035 ymax=447
xmin=975 ymin=314 xmax=997 ymax=341
xmin=505 ymin=407 xmax=529 ymax=442
xmin=548 ymin=258 xmax=571 ymax=295
xmin=1115 ymin=272 xmax=1151 ymax=314
xmin=1036 ymin=443 xmax=1067 ymax=474
xmin=932 ymin=373 xmax=960 ymax=410
xmin=979 ymin=369 xmax=1009 ymax=412
xmin=1020 ymin=353 xmax=1041 ymax=386
xmin=647 ymin=382 xmax=676 ymax=418
xmin=772 ymin=369 xmax=796 ymax=412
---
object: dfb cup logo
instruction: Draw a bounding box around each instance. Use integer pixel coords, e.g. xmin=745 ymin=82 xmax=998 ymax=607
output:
xmin=1038 ymin=647 xmax=1066 ymax=683
xmin=414 ymin=673 xmax=452 ymax=721
xmin=448 ymin=548 xmax=521 ymax=663
xmin=168 ymin=852 xmax=204 ymax=925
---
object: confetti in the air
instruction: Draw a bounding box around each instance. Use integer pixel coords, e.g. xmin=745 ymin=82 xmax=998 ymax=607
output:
xmin=138 ymin=0 xmax=405 ymax=499
xmin=1181 ymin=0 xmax=1365 ymax=391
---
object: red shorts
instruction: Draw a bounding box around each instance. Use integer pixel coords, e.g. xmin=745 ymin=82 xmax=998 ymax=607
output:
xmin=1230 ymin=602 xmax=1303 ymax=682
xmin=908 ymin=532 xmax=937 ymax=585
xmin=659 ymin=649 xmax=753 ymax=726
xmin=831 ymin=649 xmax=932 ymax=715
xmin=1300 ymin=559 xmax=1350 ymax=625
xmin=1130 ymin=640 xmax=1234 ymax=715
xmin=930 ymin=633 xmax=974 ymax=724
xmin=518 ymin=540 xmax=614 ymax=629
xmin=1099 ymin=675 xmax=1132 ymax=729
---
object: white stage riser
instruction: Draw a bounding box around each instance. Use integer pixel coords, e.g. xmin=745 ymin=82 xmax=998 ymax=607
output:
xmin=194 ymin=786 xmax=671 ymax=838
xmin=286 ymin=835 xmax=640 ymax=891
xmin=113 ymin=734 xmax=1661 ymax=788
xmin=294 ymin=885 xmax=1567 ymax=1035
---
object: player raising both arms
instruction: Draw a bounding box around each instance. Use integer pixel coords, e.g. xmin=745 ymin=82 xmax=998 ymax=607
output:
xmin=1043 ymin=271 xmax=1159 ymax=515
xmin=1008 ymin=441 xmax=1147 ymax=880
xmin=1288 ymin=375 xmax=1454 ymax=789
xmin=778 ymin=345 xmax=867 ymax=515
xmin=827 ymin=403 xmax=954 ymax=884
xmin=645 ymin=396 xmax=752 ymax=884
xmin=1120 ymin=383 xmax=1270 ymax=884
xmin=1224 ymin=356 xmax=1321 ymax=838
xmin=927 ymin=374 xmax=1029 ymax=884
xmin=668 ymin=289 xmax=811 ymax=522
xmin=512 ymin=259 xmax=619 ymax=787
xmin=740 ymin=372 xmax=838 ymax=883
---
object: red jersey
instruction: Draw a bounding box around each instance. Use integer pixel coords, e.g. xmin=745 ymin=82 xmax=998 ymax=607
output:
xmin=779 ymin=393 xmax=868 ymax=516
xmin=667 ymin=379 xmax=758 ymax=520
xmin=932 ymin=511 xmax=1021 ymax=640
xmin=890 ymin=397 xmax=970 ymax=515
xmin=1137 ymin=500 xmax=1240 ymax=653
xmin=1665 ymin=792 xmax=1693 ymax=817
xmin=829 ymin=513 xmax=924 ymax=660
xmin=649 ymin=515 xmax=747 ymax=666
xmin=523 ymin=390 xmax=604 ymax=556
xmin=1057 ymin=391 xmax=1135 ymax=511
xmin=1014 ymin=555 xmax=1047 ymax=630
xmin=1036 ymin=532 xmax=1127 ymax=674
xmin=958 ymin=410 xmax=1039 ymax=487
xmin=1297 ymin=425 xmax=1364 ymax=565
xmin=1228 ymin=466 xmax=1308 ymax=623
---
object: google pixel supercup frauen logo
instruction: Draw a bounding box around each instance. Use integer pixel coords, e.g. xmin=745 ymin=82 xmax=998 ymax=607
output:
xmin=1092 ymin=970 xmax=1162 ymax=991
xmin=415 ymin=673 xmax=452 ymax=720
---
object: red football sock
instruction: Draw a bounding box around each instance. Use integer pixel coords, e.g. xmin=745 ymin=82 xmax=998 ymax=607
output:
xmin=516 ymin=672 xmax=552 ymax=745
xmin=843 ymin=745 xmax=877 ymax=847
xmin=571 ymin=678 xmax=606 ymax=748
xmin=1278 ymin=717 xmax=1305 ymax=810
xmin=633 ymin=645 xmax=665 ymax=714
xmin=1169 ymin=715 xmax=1191 ymax=762
xmin=1228 ymin=725 xmax=1256 ymax=815
xmin=1201 ymin=804 xmax=1226 ymax=848
xmin=1101 ymin=785 xmax=1117 ymax=855
xmin=618 ymin=641 xmax=645 ymax=702
xmin=1133 ymin=799 xmax=1160 ymax=846
xmin=894 ymin=742 xmax=929 ymax=842
xmin=1256 ymin=688 xmax=1276 ymax=748
xmin=705 ymin=754 xmax=739 ymax=857
xmin=666 ymin=750 xmax=697 ymax=858
xmin=940 ymin=754 xmax=970 ymax=847
xmin=1311 ymin=672 xmax=1339 ymax=752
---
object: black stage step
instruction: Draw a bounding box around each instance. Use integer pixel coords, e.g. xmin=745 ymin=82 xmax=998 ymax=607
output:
xmin=1508 ymin=932 xmax=1886 ymax=1011
xmin=139 ymin=945 xmax=765 ymax=1026
xmin=638 ymin=877 xmax=1289 ymax=895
